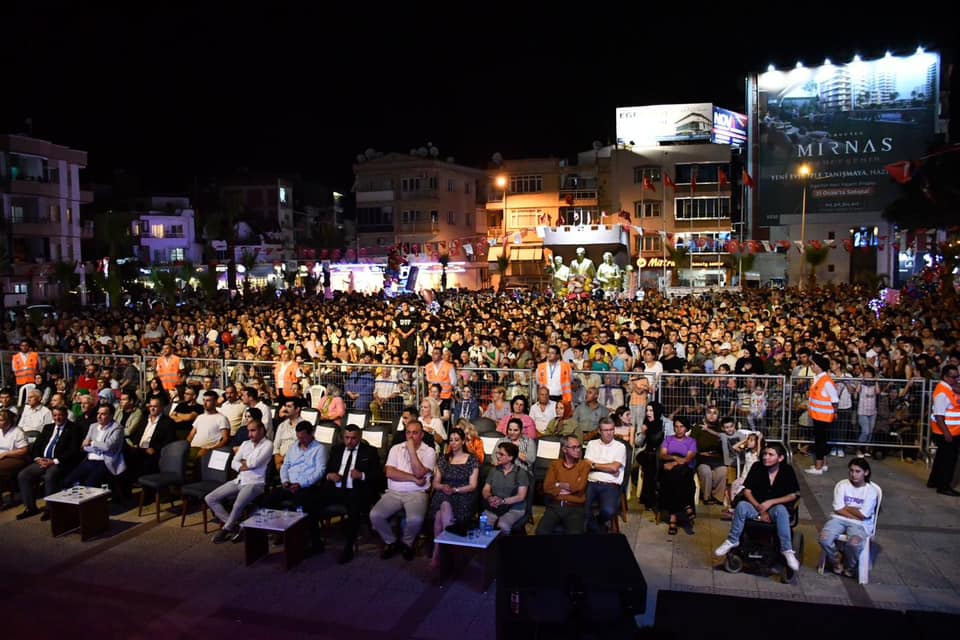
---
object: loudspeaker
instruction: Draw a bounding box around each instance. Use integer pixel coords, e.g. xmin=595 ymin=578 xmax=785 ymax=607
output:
xmin=496 ymin=534 xmax=646 ymax=640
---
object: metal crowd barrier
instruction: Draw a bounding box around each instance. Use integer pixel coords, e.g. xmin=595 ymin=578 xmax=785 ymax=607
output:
xmin=786 ymin=376 xmax=930 ymax=460
xmin=0 ymin=348 xmax=935 ymax=461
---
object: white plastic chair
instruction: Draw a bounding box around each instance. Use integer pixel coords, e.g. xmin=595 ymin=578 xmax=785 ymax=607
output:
xmin=818 ymin=482 xmax=882 ymax=584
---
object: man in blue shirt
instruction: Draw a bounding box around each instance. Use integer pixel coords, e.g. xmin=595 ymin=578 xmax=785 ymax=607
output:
xmin=262 ymin=420 xmax=328 ymax=550
xmin=344 ymin=357 xmax=376 ymax=412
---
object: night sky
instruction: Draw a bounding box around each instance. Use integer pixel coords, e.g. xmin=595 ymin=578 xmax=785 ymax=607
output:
xmin=3 ymin=4 xmax=956 ymax=195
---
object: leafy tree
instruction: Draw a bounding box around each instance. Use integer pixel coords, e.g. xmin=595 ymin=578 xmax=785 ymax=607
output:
xmin=665 ymin=244 xmax=690 ymax=286
xmin=239 ymin=250 xmax=259 ymax=297
xmin=495 ymin=254 xmax=509 ymax=293
xmin=92 ymin=211 xmax=137 ymax=307
xmin=53 ymin=261 xmax=80 ymax=309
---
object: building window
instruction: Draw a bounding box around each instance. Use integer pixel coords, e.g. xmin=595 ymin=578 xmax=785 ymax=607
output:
xmin=465 ymin=181 xmax=472 ymax=194
xmin=675 ymin=163 xmax=729 ymax=184
xmin=153 ymin=249 xmax=166 ymax=263
xmin=828 ymin=264 xmax=835 ymax=272
xmin=279 ymin=187 xmax=289 ymax=204
xmin=428 ymin=175 xmax=439 ymax=190
xmin=430 ymin=211 xmax=439 ymax=226
xmin=10 ymin=205 xmax=24 ymax=223
xmin=509 ymin=209 xmax=540 ymax=229
xmin=674 ymin=197 xmax=731 ymax=220
xmin=14 ymin=283 xmax=28 ymax=294
xmin=633 ymin=167 xmax=662 ymax=184
xmin=151 ymin=224 xmax=165 ymax=239
xmin=401 ymin=210 xmax=424 ymax=224
xmin=828 ymin=231 xmax=835 ymax=240
xmin=509 ymin=175 xmax=543 ymax=194
xmin=447 ymin=179 xmax=455 ymax=192
xmin=401 ymin=177 xmax=421 ymax=192
xmin=49 ymin=205 xmax=60 ymax=222
xmin=447 ymin=211 xmax=456 ymax=225
xmin=642 ymin=236 xmax=662 ymax=252
xmin=635 ymin=201 xmax=661 ymax=218
xmin=466 ymin=211 xmax=474 ymax=227
xmin=66 ymin=208 xmax=72 ymax=223
xmin=169 ymin=224 xmax=184 ymax=238
xmin=170 ymin=248 xmax=185 ymax=262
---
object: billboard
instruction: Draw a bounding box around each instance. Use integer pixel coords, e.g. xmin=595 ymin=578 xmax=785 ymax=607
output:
xmin=754 ymin=50 xmax=941 ymax=224
xmin=712 ymin=107 xmax=747 ymax=145
xmin=616 ymin=103 xmax=714 ymax=147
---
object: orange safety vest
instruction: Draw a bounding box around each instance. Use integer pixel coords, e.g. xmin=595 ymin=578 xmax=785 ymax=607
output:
xmin=808 ymin=373 xmax=837 ymax=423
xmin=13 ymin=351 xmax=40 ymax=386
xmin=930 ymin=381 xmax=960 ymax=437
xmin=425 ymin=360 xmax=455 ymax=399
xmin=536 ymin=360 xmax=573 ymax=404
xmin=274 ymin=361 xmax=300 ymax=396
xmin=155 ymin=355 xmax=182 ymax=391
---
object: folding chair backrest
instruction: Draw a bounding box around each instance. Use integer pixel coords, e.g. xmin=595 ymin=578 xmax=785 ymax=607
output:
xmin=363 ymin=426 xmax=387 ymax=451
xmin=301 ymin=408 xmax=319 ymax=426
xmin=158 ymin=440 xmax=190 ymax=477
xmin=533 ymin=436 xmax=563 ymax=482
xmin=472 ymin=417 xmax=498 ymax=435
xmin=202 ymin=447 xmax=234 ymax=484
xmin=345 ymin=410 xmax=369 ymax=430
xmin=620 ymin=441 xmax=633 ymax=496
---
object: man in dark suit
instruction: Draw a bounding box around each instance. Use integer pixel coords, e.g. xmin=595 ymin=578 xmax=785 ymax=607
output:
xmin=16 ymin=406 xmax=84 ymax=520
xmin=126 ymin=398 xmax=177 ymax=478
xmin=320 ymin=424 xmax=382 ymax=564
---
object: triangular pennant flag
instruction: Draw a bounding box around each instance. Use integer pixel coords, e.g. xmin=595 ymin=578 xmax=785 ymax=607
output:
xmin=761 ymin=240 xmax=773 ymax=253
xmin=663 ymin=173 xmax=676 ymax=189
xmin=794 ymin=240 xmax=805 ymax=253
xmin=718 ymin=168 xmax=729 ymax=185
xmin=742 ymin=169 xmax=756 ymax=188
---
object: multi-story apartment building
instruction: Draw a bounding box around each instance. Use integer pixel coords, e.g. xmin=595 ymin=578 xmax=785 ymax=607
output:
xmin=0 ymin=134 xmax=93 ymax=304
xmin=130 ymin=196 xmax=203 ymax=265
xmin=353 ymin=151 xmax=488 ymax=289
xmin=219 ymin=176 xmax=296 ymax=246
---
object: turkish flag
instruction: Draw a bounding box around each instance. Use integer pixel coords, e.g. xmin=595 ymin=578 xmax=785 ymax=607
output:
xmin=885 ymin=160 xmax=913 ymax=184
xmin=643 ymin=176 xmax=656 ymax=192
xmin=663 ymin=173 xmax=676 ymax=189
xmin=690 ymin=172 xmax=697 ymax=194
xmin=742 ymin=169 xmax=756 ymax=188
xmin=718 ymin=169 xmax=729 ymax=185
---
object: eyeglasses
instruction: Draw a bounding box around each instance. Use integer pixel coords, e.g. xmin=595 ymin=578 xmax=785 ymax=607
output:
xmin=563 ymin=444 xmax=582 ymax=450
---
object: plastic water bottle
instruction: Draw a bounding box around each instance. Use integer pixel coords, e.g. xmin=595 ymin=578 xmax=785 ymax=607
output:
xmin=479 ymin=513 xmax=489 ymax=535
xmin=72 ymin=482 xmax=80 ymax=497
xmin=296 ymin=506 xmax=304 ymax=515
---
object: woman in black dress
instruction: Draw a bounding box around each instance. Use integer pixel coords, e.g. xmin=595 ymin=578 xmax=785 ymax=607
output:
xmin=428 ymin=427 xmax=479 ymax=569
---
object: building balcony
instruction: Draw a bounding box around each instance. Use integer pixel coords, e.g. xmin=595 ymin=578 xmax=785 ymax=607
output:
xmin=539 ymin=223 xmax=630 ymax=247
xmin=397 ymin=222 xmax=440 ymax=235
xmin=356 ymin=189 xmax=395 ymax=203
xmin=398 ymin=189 xmax=439 ymax=201
xmin=10 ymin=221 xmax=64 ymax=237
xmin=2 ymin=177 xmax=61 ymax=198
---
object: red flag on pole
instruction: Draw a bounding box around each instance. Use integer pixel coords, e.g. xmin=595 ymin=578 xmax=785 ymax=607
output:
xmin=663 ymin=173 xmax=676 ymax=189
xmin=718 ymin=168 xmax=729 ymax=185
xmin=885 ymin=160 xmax=912 ymax=184
xmin=642 ymin=175 xmax=656 ymax=192
xmin=742 ymin=169 xmax=756 ymax=188
xmin=690 ymin=172 xmax=697 ymax=195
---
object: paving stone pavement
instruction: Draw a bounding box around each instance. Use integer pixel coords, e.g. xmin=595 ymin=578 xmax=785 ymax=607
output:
xmin=1 ymin=455 xmax=958 ymax=637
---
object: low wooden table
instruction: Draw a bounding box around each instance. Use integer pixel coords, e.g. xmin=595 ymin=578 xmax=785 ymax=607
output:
xmin=240 ymin=509 xmax=310 ymax=570
xmin=433 ymin=528 xmax=501 ymax=591
xmin=44 ymin=487 xmax=111 ymax=541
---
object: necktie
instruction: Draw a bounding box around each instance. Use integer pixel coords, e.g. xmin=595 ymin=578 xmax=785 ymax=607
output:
xmin=343 ymin=448 xmax=355 ymax=487
xmin=605 ymin=387 xmax=614 ymax=405
xmin=45 ymin=426 xmax=62 ymax=459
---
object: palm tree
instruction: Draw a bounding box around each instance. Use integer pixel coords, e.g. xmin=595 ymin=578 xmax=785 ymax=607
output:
xmin=495 ymin=254 xmax=510 ymax=293
xmin=53 ymin=260 xmax=80 ymax=309
xmin=195 ymin=268 xmax=219 ymax=299
xmin=202 ymin=194 xmax=242 ymax=294
xmin=93 ymin=210 xmax=137 ymax=307
xmin=438 ymin=252 xmax=450 ymax=291
xmin=150 ymin=269 xmax=178 ymax=306
xmin=239 ymin=250 xmax=259 ymax=297
xmin=665 ymin=245 xmax=689 ymax=286
xmin=803 ymin=246 xmax=830 ymax=288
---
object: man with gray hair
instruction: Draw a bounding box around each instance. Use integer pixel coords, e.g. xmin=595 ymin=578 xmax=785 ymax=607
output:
xmin=17 ymin=389 xmax=52 ymax=441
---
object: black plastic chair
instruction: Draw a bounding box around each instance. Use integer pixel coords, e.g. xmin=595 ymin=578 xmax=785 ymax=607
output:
xmin=137 ymin=440 xmax=190 ymax=521
xmin=180 ymin=447 xmax=234 ymax=533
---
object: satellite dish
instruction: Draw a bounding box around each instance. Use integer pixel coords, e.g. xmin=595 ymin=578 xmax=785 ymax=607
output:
xmin=592 ymin=140 xmax=602 ymax=150
xmin=492 ymin=152 xmax=503 ymax=165
xmin=356 ymin=154 xmax=366 ymax=163
xmin=417 ymin=147 xmax=428 ymax=157
xmin=429 ymin=146 xmax=439 ymax=157
xmin=365 ymin=148 xmax=376 ymax=159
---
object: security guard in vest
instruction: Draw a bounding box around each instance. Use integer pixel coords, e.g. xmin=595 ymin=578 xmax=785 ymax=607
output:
xmin=804 ymin=353 xmax=838 ymax=476
xmin=927 ymin=364 xmax=960 ymax=496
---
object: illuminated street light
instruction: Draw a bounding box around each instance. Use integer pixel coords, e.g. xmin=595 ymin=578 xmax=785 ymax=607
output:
xmin=798 ymin=164 xmax=812 ymax=290
xmin=496 ymin=175 xmax=508 ymax=234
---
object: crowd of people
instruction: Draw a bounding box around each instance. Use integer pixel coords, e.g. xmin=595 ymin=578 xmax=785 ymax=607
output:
xmin=0 ymin=284 xmax=958 ymax=575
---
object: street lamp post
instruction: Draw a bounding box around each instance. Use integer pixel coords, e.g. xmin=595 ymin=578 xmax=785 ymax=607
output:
xmin=798 ymin=163 xmax=811 ymax=290
xmin=495 ymin=175 xmax=508 ymax=235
